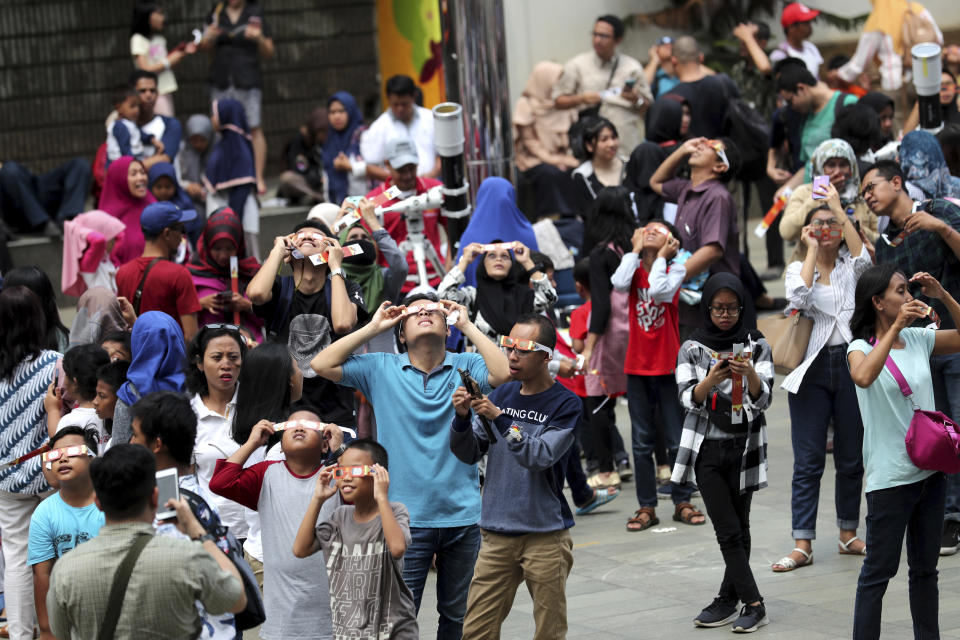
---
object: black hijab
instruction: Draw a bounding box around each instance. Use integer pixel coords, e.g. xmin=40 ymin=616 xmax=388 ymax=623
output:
xmin=475 ymin=243 xmax=535 ymax=336
xmin=689 ymin=273 xmax=762 ymax=351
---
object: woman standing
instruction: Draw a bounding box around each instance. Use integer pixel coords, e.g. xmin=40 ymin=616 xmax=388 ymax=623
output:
xmin=773 ymin=183 xmax=872 ymax=573
xmin=847 ymin=264 xmax=960 ymax=639
xmin=0 ymin=287 xmax=61 ymax=640
xmin=98 ymin=156 xmax=156 ymax=265
xmin=324 ymin=91 xmax=368 ymax=204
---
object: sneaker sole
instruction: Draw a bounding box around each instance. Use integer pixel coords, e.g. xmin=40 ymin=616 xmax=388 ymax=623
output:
xmin=732 ymin=616 xmax=769 ymax=633
xmin=939 ymin=545 xmax=958 ymax=556
xmin=694 ymin=613 xmax=738 ymax=628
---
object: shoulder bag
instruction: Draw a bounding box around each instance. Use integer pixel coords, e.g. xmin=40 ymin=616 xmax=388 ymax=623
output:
xmin=757 ymin=309 xmax=813 ymax=375
xmin=98 ymin=533 xmax=152 ymax=640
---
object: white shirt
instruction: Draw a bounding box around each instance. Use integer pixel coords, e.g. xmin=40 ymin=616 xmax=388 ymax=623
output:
xmin=359 ymin=105 xmax=436 ymax=177
xmin=190 ymin=392 xmax=248 ymax=538
xmin=770 ymin=41 xmax=823 ymax=77
xmin=56 ymin=407 xmax=105 ymax=443
xmin=81 ymin=257 xmax=117 ymax=294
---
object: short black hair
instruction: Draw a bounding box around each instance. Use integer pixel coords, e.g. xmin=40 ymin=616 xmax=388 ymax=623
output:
xmin=129 ymin=69 xmax=159 ymax=87
xmin=100 ymin=330 xmax=131 ymax=360
xmin=49 ymin=425 xmax=100 ymax=454
xmin=717 ymin=137 xmax=741 ymax=183
xmin=863 ymin=159 xmax=905 ymax=184
xmin=63 ymin=344 xmax=111 ymax=402
xmin=827 ymin=54 xmax=851 ymax=71
xmin=112 ymin=84 xmax=138 ymax=108
xmin=514 ymin=313 xmax=557 ymax=350
xmin=528 ymin=250 xmax=554 ymax=273
xmin=90 ymin=444 xmax=156 ymax=520
xmin=132 ymin=391 xmax=197 ymax=467
xmin=754 ymin=21 xmax=771 ymax=41
xmin=573 ymin=257 xmax=591 ymax=290
xmin=345 ymin=438 xmax=389 ymax=468
xmin=184 ymin=325 xmax=246 ymax=396
xmin=772 ymin=56 xmax=808 ymax=79
xmin=385 ymin=75 xmax=417 ymax=97
xmin=775 ymin=64 xmax=817 ymax=93
xmin=96 ymin=360 xmax=130 ymax=392
xmin=396 ymin=291 xmax=442 ymax=353
xmin=652 ymin=219 xmax=684 ymax=250
xmin=293 ymin=219 xmax=333 ymax=237
xmin=596 ymin=14 xmax=624 ymax=39
xmin=831 ymin=104 xmax=881 ymax=157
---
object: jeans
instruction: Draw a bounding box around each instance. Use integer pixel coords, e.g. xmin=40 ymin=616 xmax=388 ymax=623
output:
xmin=931 ymin=352 xmax=960 ymax=523
xmin=403 ymin=524 xmax=482 ymax=640
xmin=694 ymin=438 xmax=761 ymax=604
xmin=853 ymin=473 xmax=945 ymax=640
xmin=627 ymin=374 xmax=691 ymax=507
xmin=0 ymin=159 xmax=91 ymax=228
xmin=788 ymin=345 xmax=864 ymax=539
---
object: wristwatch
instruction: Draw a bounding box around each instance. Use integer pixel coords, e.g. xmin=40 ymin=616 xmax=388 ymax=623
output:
xmin=192 ymin=532 xmax=217 ymax=544
xmin=329 ymin=268 xmax=346 ymax=280
xmin=329 ymin=443 xmax=348 ymax=462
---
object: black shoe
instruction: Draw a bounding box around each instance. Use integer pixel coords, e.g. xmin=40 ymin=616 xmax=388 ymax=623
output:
xmin=616 ymin=458 xmax=633 ymax=482
xmin=940 ymin=521 xmax=960 ymax=556
xmin=731 ymin=601 xmax=768 ymax=633
xmin=693 ymin=597 xmax=739 ymax=628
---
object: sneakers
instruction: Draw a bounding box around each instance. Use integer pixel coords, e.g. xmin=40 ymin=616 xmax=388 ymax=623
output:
xmin=732 ymin=601 xmax=768 ymax=633
xmin=616 ymin=458 xmax=633 ymax=482
xmin=940 ymin=521 xmax=960 ymax=556
xmin=575 ymin=486 xmax=620 ymax=515
xmin=694 ymin=597 xmax=739 ymax=628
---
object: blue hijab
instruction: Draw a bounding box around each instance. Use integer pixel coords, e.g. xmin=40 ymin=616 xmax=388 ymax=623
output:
xmin=324 ymin=91 xmax=364 ymax=204
xmin=148 ymin=162 xmax=201 ymax=236
xmin=205 ymin=99 xmax=256 ymax=192
xmin=117 ymin=312 xmax=186 ymax=406
xmin=900 ymin=130 xmax=960 ymax=200
xmin=455 ymin=177 xmax=539 ymax=287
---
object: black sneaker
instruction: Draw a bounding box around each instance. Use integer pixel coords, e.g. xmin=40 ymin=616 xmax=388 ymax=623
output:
xmin=731 ymin=601 xmax=768 ymax=633
xmin=940 ymin=521 xmax=960 ymax=556
xmin=617 ymin=458 xmax=633 ymax=482
xmin=693 ymin=597 xmax=738 ymax=628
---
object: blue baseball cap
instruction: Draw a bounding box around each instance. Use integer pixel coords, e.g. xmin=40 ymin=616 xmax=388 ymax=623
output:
xmin=140 ymin=201 xmax=196 ymax=235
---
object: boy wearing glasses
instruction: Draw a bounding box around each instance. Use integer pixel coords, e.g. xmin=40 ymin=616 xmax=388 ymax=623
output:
xmin=449 ymin=314 xmax=581 ymax=640
xmin=29 ymin=427 xmax=103 ymax=640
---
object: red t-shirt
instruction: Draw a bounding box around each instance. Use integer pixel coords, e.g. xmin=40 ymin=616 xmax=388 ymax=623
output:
xmin=625 ymin=264 xmax=680 ymax=376
xmin=367 ymin=176 xmax=444 ymax=293
xmin=554 ymin=329 xmax=587 ymax=397
xmin=116 ymin=256 xmax=202 ymax=329
xmin=568 ymin=301 xmax=590 ymax=342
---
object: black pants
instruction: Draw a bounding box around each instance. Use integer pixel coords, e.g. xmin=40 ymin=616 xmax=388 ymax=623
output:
xmin=742 ymin=176 xmax=784 ymax=269
xmin=695 ymin=438 xmax=761 ymax=604
xmin=585 ymin=395 xmax=626 ymax=473
xmin=0 ymin=159 xmax=91 ymax=229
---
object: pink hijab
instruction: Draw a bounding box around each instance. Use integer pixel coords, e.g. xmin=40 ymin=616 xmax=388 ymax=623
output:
xmin=62 ymin=211 xmax=127 ymax=297
xmin=98 ymin=156 xmax=155 ymax=264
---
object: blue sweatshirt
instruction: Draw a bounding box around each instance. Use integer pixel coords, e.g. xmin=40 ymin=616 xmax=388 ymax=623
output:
xmin=450 ymin=381 xmax=580 ymax=534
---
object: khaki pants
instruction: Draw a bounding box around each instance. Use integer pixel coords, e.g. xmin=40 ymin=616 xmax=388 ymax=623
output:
xmin=462 ymin=529 xmax=574 ymax=640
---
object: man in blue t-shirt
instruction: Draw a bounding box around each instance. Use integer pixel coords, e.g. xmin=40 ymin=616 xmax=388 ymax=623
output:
xmin=450 ymin=313 xmax=580 ymax=640
xmin=311 ymin=292 xmax=510 ymax=640
xmin=28 ymin=427 xmax=104 ymax=640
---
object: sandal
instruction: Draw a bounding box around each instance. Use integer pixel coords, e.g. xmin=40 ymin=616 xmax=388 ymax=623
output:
xmin=839 ymin=536 xmax=867 ymax=556
xmin=771 ymin=547 xmax=813 ymax=572
xmin=587 ymin=471 xmax=621 ymax=489
xmin=672 ymin=502 xmax=706 ymax=525
xmin=626 ymin=507 xmax=660 ymax=532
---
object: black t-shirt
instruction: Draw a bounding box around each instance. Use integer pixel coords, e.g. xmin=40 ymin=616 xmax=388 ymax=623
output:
xmin=666 ymin=74 xmax=739 ymax=139
xmin=206 ymin=3 xmax=272 ymax=89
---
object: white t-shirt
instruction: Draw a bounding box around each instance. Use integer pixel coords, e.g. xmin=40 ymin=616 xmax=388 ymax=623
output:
xmin=359 ymin=105 xmax=436 ymax=177
xmin=770 ymin=40 xmax=823 ymax=77
xmin=130 ymin=33 xmax=177 ymax=95
xmin=81 ymin=257 xmax=118 ymax=294
xmin=56 ymin=407 xmax=105 ymax=443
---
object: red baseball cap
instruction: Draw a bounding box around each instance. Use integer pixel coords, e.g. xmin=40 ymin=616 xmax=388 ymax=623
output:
xmin=781 ymin=2 xmax=820 ymax=28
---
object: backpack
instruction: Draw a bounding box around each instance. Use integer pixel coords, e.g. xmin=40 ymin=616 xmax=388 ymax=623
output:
xmin=180 ymin=488 xmax=266 ymax=631
xmin=902 ymin=3 xmax=939 ymax=55
xmin=722 ymin=98 xmax=771 ymax=182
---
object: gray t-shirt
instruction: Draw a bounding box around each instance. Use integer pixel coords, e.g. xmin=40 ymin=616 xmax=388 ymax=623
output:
xmin=314 ymin=503 xmax=418 ymax=639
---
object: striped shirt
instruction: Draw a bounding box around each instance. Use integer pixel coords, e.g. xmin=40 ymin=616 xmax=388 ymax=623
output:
xmin=781 ymin=247 xmax=872 ymax=394
xmin=671 ymin=336 xmax=774 ymax=493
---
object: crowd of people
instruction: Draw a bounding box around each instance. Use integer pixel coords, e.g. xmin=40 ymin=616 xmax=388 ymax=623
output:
xmin=2 ymin=2 xmax=960 ymax=639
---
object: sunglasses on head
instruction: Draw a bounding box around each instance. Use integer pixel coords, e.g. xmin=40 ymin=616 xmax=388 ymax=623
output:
xmin=200 ymin=323 xmax=241 ymax=335
xmin=333 ymin=464 xmax=375 ymax=479
xmin=499 ymin=336 xmax=553 ymax=357
xmin=42 ymin=445 xmax=93 ymax=463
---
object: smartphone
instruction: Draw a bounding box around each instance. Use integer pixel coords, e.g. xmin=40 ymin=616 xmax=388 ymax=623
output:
xmin=624 ymin=77 xmax=637 ymax=90
xmin=215 ymin=290 xmax=233 ymax=303
xmin=156 ymin=468 xmax=179 ymax=520
xmin=812 ymin=175 xmax=830 ymax=199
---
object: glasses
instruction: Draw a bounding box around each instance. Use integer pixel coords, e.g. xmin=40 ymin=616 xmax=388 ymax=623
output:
xmin=404 ymin=302 xmax=445 ymax=316
xmin=813 ymin=227 xmax=843 ymax=240
xmin=42 ymin=445 xmax=93 ymax=463
xmin=482 ymin=242 xmax=517 ymax=253
xmin=705 ymin=140 xmax=730 ymax=168
xmin=810 ymin=218 xmax=841 ymax=227
xmin=273 ymin=419 xmax=324 ymax=432
xmin=590 ymin=31 xmax=614 ymax=40
xmin=200 ymin=323 xmax=241 ymax=334
xmin=333 ymin=464 xmax=375 ymax=479
xmin=499 ymin=336 xmax=553 ymax=357
xmin=641 ymin=225 xmax=670 ymax=237
xmin=709 ymin=306 xmax=742 ymax=317
xmin=860 ymin=179 xmax=888 ymax=199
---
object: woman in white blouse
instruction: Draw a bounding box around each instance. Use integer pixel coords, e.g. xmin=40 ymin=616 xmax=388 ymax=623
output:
xmin=772 ymin=182 xmax=873 ymax=572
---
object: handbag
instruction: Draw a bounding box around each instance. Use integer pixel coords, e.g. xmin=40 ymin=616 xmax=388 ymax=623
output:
xmin=757 ymin=310 xmax=813 ymax=375
xmin=880 ymin=349 xmax=960 ymax=474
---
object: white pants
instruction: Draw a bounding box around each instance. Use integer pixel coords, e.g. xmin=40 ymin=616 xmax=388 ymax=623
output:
xmin=0 ymin=491 xmax=43 ymax=639
xmin=838 ymin=31 xmax=903 ymax=91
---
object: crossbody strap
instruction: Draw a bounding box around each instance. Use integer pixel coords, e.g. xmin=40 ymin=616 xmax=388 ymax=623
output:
xmin=604 ymin=55 xmax=620 ymax=89
xmin=132 ymin=258 xmax=162 ymax=315
xmin=869 ymin=338 xmax=914 ymax=399
xmin=98 ymin=533 xmax=152 ymax=640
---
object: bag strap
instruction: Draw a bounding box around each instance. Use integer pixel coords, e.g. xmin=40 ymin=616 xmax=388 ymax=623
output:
xmin=604 ymin=55 xmax=620 ymax=90
xmin=132 ymin=258 xmax=162 ymax=315
xmin=98 ymin=533 xmax=152 ymax=640
xmin=869 ymin=337 xmax=914 ymax=398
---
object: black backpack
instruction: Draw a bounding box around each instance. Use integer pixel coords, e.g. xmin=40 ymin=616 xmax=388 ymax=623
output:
xmin=722 ymin=98 xmax=771 ymax=182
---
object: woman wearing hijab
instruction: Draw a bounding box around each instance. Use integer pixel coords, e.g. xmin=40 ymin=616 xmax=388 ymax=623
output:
xmin=513 ymin=61 xmax=580 ymax=219
xmin=454 ymin=177 xmax=540 ymax=287
xmin=98 ymin=156 xmax=155 ymax=265
xmin=61 ymin=210 xmax=126 ymax=297
xmin=899 ymin=129 xmax=960 ymax=201
xmin=188 ymin=207 xmax=264 ymax=340
xmin=68 ymin=287 xmax=127 ymax=349
xmin=204 ymin=99 xmax=259 ymax=257
xmin=179 ymin=113 xmax=215 ymax=219
xmin=324 ymin=91 xmax=367 ymax=204
xmin=109 ymin=311 xmax=187 ymax=445
xmin=673 ymin=273 xmax=775 ymax=632
xmin=624 ymin=95 xmax=690 ymax=223
xmin=779 ymin=138 xmax=879 ymax=263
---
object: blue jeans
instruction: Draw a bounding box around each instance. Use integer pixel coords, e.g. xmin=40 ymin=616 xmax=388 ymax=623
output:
xmin=403 ymin=524 xmax=481 ymax=640
xmin=788 ymin=345 xmax=864 ymax=539
xmin=853 ymin=473 xmax=945 ymax=640
xmin=0 ymin=158 xmax=91 ymax=228
xmin=931 ymin=352 xmax=960 ymax=523
xmin=627 ymin=374 xmax=691 ymax=507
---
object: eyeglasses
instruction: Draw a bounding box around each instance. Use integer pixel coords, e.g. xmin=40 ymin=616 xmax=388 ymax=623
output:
xmin=499 ymin=336 xmax=554 ymax=357
xmin=42 ymin=445 xmax=93 ymax=463
xmin=641 ymin=225 xmax=670 ymax=237
xmin=333 ymin=465 xmax=375 ymax=479
xmin=482 ymin=242 xmax=517 ymax=253
xmin=708 ymin=306 xmax=742 ymax=317
xmin=860 ymin=179 xmax=888 ymax=199
xmin=705 ymin=140 xmax=730 ymax=168
xmin=813 ymin=227 xmax=843 ymax=240
xmin=809 ymin=218 xmax=841 ymax=227
xmin=590 ymin=31 xmax=614 ymax=40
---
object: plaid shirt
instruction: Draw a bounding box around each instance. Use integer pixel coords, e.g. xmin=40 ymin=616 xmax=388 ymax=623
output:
xmin=876 ymin=198 xmax=960 ymax=330
xmin=671 ymin=336 xmax=774 ymax=493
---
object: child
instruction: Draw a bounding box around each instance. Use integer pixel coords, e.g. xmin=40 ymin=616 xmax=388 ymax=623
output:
xmin=293 ymin=439 xmax=418 ymax=639
xmin=106 ymin=85 xmax=163 ymax=164
xmin=148 ymin=162 xmax=201 ymax=242
xmin=61 ymin=211 xmax=126 ymax=297
xmin=50 ymin=344 xmax=111 ymax=441
xmin=768 ymin=2 xmax=823 ymax=76
xmin=210 ymin=409 xmax=345 ymax=640
xmin=93 ymin=359 xmax=129 ymax=451
xmin=100 ymin=330 xmax=132 ymax=362
xmin=672 ymin=273 xmax=774 ymax=632
xmin=611 ymin=221 xmax=706 ymax=531
xmin=28 ymin=426 xmax=104 ymax=640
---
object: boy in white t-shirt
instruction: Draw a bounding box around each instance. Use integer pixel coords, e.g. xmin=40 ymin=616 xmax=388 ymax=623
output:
xmin=769 ymin=3 xmax=823 ymax=76
xmin=48 ymin=344 xmax=110 ymax=441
